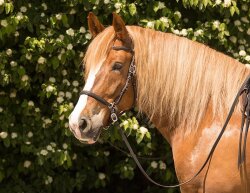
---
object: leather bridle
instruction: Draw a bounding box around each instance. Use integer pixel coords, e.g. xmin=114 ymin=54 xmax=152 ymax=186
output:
xmin=79 ymin=41 xmax=250 ymax=189
xmin=79 ymin=44 xmax=136 ymax=123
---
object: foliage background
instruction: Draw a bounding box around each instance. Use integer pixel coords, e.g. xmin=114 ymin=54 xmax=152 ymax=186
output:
xmin=1 ymin=0 xmax=250 ymax=193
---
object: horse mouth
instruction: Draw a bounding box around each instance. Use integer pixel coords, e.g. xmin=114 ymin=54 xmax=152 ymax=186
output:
xmin=70 ymin=125 xmax=102 ymax=144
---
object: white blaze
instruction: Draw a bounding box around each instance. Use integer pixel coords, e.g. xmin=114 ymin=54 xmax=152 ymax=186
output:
xmin=69 ymin=62 xmax=103 ymax=129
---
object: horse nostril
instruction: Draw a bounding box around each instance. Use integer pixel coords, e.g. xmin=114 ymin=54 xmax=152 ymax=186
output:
xmin=79 ymin=116 xmax=91 ymax=132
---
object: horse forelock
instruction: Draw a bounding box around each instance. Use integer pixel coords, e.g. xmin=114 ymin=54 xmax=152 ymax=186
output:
xmin=84 ymin=25 xmax=249 ymax=134
xmin=84 ymin=27 xmax=115 ymax=76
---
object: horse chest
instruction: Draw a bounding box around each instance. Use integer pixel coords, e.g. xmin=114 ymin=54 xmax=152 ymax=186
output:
xmin=172 ymin=121 xmax=250 ymax=193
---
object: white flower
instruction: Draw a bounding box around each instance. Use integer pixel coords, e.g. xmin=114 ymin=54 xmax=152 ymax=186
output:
xmin=46 ymin=85 xmax=55 ymax=92
xmin=242 ymin=4 xmax=248 ymax=11
xmin=24 ymin=160 xmax=31 ymax=168
xmin=28 ymin=101 xmax=34 ymax=107
xmin=70 ymin=9 xmax=76 ymax=14
xmin=72 ymin=153 xmax=77 ymax=160
xmin=72 ymin=80 xmax=79 ymax=87
xmin=56 ymin=14 xmax=62 ymax=20
xmin=0 ymin=0 xmax=4 ymax=6
xmin=79 ymin=27 xmax=86 ymax=33
xmin=194 ymin=29 xmax=203 ymax=37
xmin=64 ymin=122 xmax=69 ymax=128
xmin=67 ymin=44 xmax=73 ymax=50
xmin=139 ymin=127 xmax=148 ymax=135
xmin=158 ymin=1 xmax=165 ymax=9
xmin=38 ymin=56 xmax=46 ymax=64
xmin=234 ymin=20 xmax=241 ymax=26
xmin=239 ymin=50 xmax=246 ymax=56
xmin=104 ymin=151 xmax=110 ymax=156
xmin=16 ymin=12 xmax=23 ymax=21
xmin=10 ymin=61 xmax=17 ymax=67
xmin=174 ymin=11 xmax=181 ymax=19
xmin=41 ymin=3 xmax=47 ymax=10
xmin=26 ymin=53 xmax=32 ymax=60
xmin=66 ymin=28 xmax=74 ymax=36
xmin=46 ymin=145 xmax=53 ymax=151
xmin=44 ymin=118 xmax=52 ymax=125
xmin=21 ymin=75 xmax=29 ymax=82
xmin=159 ymin=161 xmax=166 ymax=170
xmin=40 ymin=24 xmax=45 ymax=29
xmin=11 ymin=132 xmax=18 ymax=139
xmin=160 ymin=17 xmax=169 ymax=27
xmin=27 ymin=131 xmax=33 ymax=138
xmin=114 ymin=2 xmax=122 ymax=9
xmin=98 ymin=173 xmax=106 ymax=180
xmin=0 ymin=107 xmax=3 ymax=112
xmin=85 ymin=33 xmax=92 ymax=39
xmin=180 ymin=29 xmax=188 ymax=36
xmin=20 ymin=6 xmax=27 ymax=13
xmin=40 ymin=149 xmax=48 ymax=156
xmin=215 ymin=0 xmax=222 ymax=4
xmin=35 ymin=108 xmax=40 ymax=112
xmin=0 ymin=132 xmax=8 ymax=139
xmin=146 ymin=21 xmax=154 ymax=28
xmin=62 ymin=70 xmax=67 ymax=76
xmin=245 ymin=55 xmax=250 ymax=61
xmin=150 ymin=161 xmax=158 ymax=169
xmin=241 ymin=17 xmax=249 ymax=23
xmin=10 ymin=91 xmax=16 ymax=98
xmin=173 ymin=29 xmax=180 ymax=35
xmin=41 ymin=12 xmax=45 ymax=17
xmin=57 ymin=97 xmax=64 ymax=103
xmin=132 ymin=124 xmax=139 ymax=130
xmin=6 ymin=49 xmax=12 ymax=56
xmin=1 ymin=20 xmax=8 ymax=27
xmin=47 ymin=176 xmax=53 ymax=183
xmin=213 ymin=20 xmax=220 ymax=29
xmin=223 ymin=0 xmax=231 ymax=7
xmin=49 ymin=77 xmax=56 ymax=83
xmin=247 ymin=28 xmax=250 ymax=36
xmin=15 ymin=31 xmax=19 ymax=37
xmin=104 ymin=0 xmax=110 ymax=4
xmin=62 ymin=143 xmax=68 ymax=149
xmin=65 ymin=92 xmax=72 ymax=99
xmin=229 ymin=36 xmax=237 ymax=44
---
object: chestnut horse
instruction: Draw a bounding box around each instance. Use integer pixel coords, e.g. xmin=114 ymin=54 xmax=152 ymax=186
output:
xmin=69 ymin=13 xmax=250 ymax=193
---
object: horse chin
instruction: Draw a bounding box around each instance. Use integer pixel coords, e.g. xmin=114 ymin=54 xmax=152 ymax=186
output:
xmin=71 ymin=126 xmax=102 ymax=145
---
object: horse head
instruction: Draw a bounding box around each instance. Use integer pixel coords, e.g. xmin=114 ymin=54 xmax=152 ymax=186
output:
xmin=68 ymin=13 xmax=136 ymax=144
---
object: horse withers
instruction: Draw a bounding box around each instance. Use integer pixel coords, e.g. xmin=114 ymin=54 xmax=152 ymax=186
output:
xmin=69 ymin=12 xmax=250 ymax=193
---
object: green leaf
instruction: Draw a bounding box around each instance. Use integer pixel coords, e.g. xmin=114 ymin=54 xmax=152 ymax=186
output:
xmin=5 ymin=3 xmax=13 ymax=14
xmin=129 ymin=3 xmax=137 ymax=16
xmin=230 ymin=6 xmax=235 ymax=16
xmin=62 ymin=14 xmax=69 ymax=27
xmin=51 ymin=57 xmax=60 ymax=70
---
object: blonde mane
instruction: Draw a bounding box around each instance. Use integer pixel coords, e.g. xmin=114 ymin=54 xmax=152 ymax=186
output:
xmin=84 ymin=26 xmax=249 ymax=134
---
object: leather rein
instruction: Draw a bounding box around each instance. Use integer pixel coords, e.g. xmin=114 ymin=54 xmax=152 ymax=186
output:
xmin=79 ymin=44 xmax=250 ymax=188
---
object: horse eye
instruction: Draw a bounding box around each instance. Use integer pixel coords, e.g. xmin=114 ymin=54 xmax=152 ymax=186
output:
xmin=112 ymin=62 xmax=123 ymax=71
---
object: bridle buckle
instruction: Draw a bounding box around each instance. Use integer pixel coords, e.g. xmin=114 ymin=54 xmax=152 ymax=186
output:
xmin=111 ymin=113 xmax=118 ymax=123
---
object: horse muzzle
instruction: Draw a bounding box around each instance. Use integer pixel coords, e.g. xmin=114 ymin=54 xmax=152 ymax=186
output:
xmin=69 ymin=116 xmax=101 ymax=144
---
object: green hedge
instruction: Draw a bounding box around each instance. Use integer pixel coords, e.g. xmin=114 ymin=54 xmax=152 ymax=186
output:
xmin=0 ymin=0 xmax=250 ymax=193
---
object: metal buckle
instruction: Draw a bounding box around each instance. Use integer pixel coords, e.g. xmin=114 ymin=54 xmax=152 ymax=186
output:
xmin=111 ymin=113 xmax=118 ymax=123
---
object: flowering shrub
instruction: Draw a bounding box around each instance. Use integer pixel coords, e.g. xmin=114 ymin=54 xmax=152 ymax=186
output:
xmin=0 ymin=0 xmax=250 ymax=193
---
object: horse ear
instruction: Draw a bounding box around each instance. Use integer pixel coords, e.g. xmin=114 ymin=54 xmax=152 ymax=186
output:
xmin=112 ymin=12 xmax=130 ymax=42
xmin=88 ymin=12 xmax=105 ymax=38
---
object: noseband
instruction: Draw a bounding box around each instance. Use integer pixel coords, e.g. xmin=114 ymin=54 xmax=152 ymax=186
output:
xmin=79 ymin=45 xmax=136 ymax=123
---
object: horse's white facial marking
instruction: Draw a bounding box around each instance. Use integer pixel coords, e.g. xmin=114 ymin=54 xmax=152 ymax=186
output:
xmin=69 ymin=62 xmax=103 ymax=130
xmin=190 ymin=123 xmax=238 ymax=166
